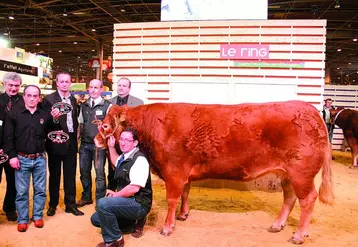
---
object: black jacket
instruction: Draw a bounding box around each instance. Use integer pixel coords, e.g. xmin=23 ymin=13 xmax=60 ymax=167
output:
xmin=43 ymin=91 xmax=79 ymax=155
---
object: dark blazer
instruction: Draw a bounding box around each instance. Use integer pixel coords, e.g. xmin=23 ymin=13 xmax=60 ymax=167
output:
xmin=0 ymin=93 xmax=24 ymax=149
xmin=43 ymin=91 xmax=79 ymax=155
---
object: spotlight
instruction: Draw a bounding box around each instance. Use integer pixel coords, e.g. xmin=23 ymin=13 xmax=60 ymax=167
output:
xmin=334 ymin=0 xmax=340 ymax=9
xmin=74 ymin=41 xmax=78 ymax=44
xmin=4 ymin=32 xmax=9 ymax=36
xmin=91 ymin=28 xmax=96 ymax=32
xmin=353 ymin=38 xmax=357 ymax=42
xmin=36 ymin=43 xmax=40 ymax=46
xmin=59 ymin=50 xmax=62 ymax=53
xmin=8 ymin=15 xmax=14 ymax=20
xmin=337 ymin=48 xmax=341 ymax=52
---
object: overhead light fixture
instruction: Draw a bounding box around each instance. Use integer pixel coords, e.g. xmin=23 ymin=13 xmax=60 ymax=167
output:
xmin=4 ymin=32 xmax=8 ymax=36
xmin=348 ymin=62 xmax=352 ymax=65
xmin=0 ymin=38 xmax=10 ymax=48
xmin=63 ymin=8 xmax=67 ymax=16
xmin=59 ymin=50 xmax=62 ymax=53
xmin=8 ymin=15 xmax=14 ymax=20
xmin=77 ymin=56 xmax=80 ymax=58
xmin=337 ymin=48 xmax=342 ymax=52
xmin=36 ymin=43 xmax=40 ymax=46
xmin=353 ymin=38 xmax=358 ymax=42
xmin=337 ymin=68 xmax=340 ymax=70
xmin=121 ymin=9 xmax=125 ymax=13
xmin=74 ymin=41 xmax=78 ymax=44
xmin=92 ymin=49 xmax=95 ymax=52
xmin=334 ymin=0 xmax=340 ymax=9
xmin=91 ymin=28 xmax=96 ymax=32
xmin=63 ymin=13 xmax=67 ymax=16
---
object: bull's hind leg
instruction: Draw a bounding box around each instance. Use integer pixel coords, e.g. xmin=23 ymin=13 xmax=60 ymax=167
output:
xmin=269 ymin=178 xmax=297 ymax=233
xmin=161 ymin=180 xmax=186 ymax=236
xmin=289 ymin=181 xmax=318 ymax=245
xmin=177 ymin=182 xmax=191 ymax=221
xmin=347 ymin=138 xmax=358 ymax=168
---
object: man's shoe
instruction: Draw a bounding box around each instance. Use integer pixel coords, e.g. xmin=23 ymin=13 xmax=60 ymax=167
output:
xmin=96 ymin=238 xmax=124 ymax=247
xmin=34 ymin=219 xmax=44 ymax=228
xmin=76 ymin=199 xmax=93 ymax=208
xmin=17 ymin=223 xmax=28 ymax=232
xmin=47 ymin=207 xmax=56 ymax=216
xmin=131 ymin=217 xmax=147 ymax=238
xmin=5 ymin=211 xmax=17 ymax=221
xmin=65 ymin=207 xmax=84 ymax=216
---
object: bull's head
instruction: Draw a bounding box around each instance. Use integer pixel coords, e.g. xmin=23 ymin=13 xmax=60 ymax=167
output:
xmin=94 ymin=105 xmax=128 ymax=149
xmin=329 ymin=107 xmax=344 ymax=124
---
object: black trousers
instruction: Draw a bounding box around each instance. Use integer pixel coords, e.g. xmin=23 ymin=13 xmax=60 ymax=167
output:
xmin=1 ymin=162 xmax=16 ymax=213
xmin=48 ymin=134 xmax=78 ymax=209
xmin=107 ymin=157 xmax=116 ymax=190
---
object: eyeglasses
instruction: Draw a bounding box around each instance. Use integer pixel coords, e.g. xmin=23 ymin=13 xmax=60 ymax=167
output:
xmin=119 ymin=139 xmax=134 ymax=144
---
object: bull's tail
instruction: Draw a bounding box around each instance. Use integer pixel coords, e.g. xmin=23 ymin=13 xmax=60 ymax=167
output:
xmin=318 ymin=144 xmax=334 ymax=205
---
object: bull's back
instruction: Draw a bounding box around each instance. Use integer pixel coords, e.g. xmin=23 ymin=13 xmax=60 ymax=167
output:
xmin=130 ymin=101 xmax=328 ymax=181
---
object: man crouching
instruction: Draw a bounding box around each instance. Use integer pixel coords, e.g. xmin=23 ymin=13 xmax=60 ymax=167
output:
xmin=91 ymin=128 xmax=152 ymax=247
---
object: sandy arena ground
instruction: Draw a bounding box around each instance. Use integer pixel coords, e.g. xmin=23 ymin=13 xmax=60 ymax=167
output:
xmin=0 ymin=151 xmax=357 ymax=247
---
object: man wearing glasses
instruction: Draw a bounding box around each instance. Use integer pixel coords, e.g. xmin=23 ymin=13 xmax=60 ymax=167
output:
xmin=91 ymin=128 xmax=152 ymax=247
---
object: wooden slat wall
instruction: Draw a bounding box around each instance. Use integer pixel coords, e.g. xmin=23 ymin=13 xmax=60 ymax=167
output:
xmin=113 ymin=20 xmax=326 ymax=106
xmin=324 ymin=85 xmax=358 ymax=150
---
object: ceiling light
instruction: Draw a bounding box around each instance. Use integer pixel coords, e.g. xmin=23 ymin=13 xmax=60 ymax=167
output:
xmin=74 ymin=42 xmax=78 ymax=44
xmin=78 ymin=56 xmax=80 ymax=58
xmin=59 ymin=50 xmax=62 ymax=53
xmin=334 ymin=0 xmax=340 ymax=9
xmin=337 ymin=48 xmax=341 ymax=52
xmin=337 ymin=68 xmax=340 ymax=70
xmin=92 ymin=49 xmax=95 ymax=52
xmin=4 ymin=32 xmax=8 ymax=36
xmin=36 ymin=43 xmax=40 ymax=46
xmin=8 ymin=16 xmax=14 ymax=20
xmin=91 ymin=28 xmax=96 ymax=32
xmin=120 ymin=9 xmax=125 ymax=13
xmin=63 ymin=13 xmax=67 ymax=17
xmin=348 ymin=63 xmax=352 ymax=65
xmin=353 ymin=38 xmax=358 ymax=42
xmin=0 ymin=38 xmax=10 ymax=48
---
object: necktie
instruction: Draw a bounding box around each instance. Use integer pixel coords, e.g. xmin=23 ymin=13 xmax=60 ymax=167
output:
xmin=117 ymin=154 xmax=125 ymax=168
xmin=91 ymin=100 xmax=95 ymax=108
xmin=6 ymin=97 xmax=12 ymax=112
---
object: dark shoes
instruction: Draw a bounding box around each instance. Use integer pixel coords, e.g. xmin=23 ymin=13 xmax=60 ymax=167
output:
xmin=96 ymin=238 xmax=124 ymax=247
xmin=47 ymin=207 xmax=56 ymax=216
xmin=131 ymin=217 xmax=147 ymax=238
xmin=76 ymin=199 xmax=93 ymax=208
xmin=5 ymin=211 xmax=17 ymax=221
xmin=65 ymin=207 xmax=84 ymax=216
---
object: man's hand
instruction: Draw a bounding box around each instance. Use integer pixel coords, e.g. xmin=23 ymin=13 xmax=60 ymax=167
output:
xmin=106 ymin=189 xmax=117 ymax=197
xmin=51 ymin=108 xmax=61 ymax=121
xmin=0 ymin=149 xmax=3 ymax=154
xmin=107 ymin=135 xmax=116 ymax=148
xmin=9 ymin=157 xmax=20 ymax=170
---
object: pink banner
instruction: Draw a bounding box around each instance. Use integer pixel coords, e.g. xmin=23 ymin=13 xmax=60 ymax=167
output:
xmin=220 ymin=44 xmax=270 ymax=59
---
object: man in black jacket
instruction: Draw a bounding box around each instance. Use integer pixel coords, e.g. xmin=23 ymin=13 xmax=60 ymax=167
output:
xmin=0 ymin=72 xmax=24 ymax=221
xmin=42 ymin=72 xmax=84 ymax=216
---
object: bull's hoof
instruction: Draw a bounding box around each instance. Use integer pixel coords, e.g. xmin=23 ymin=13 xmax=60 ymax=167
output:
xmin=176 ymin=213 xmax=189 ymax=221
xmin=287 ymin=237 xmax=304 ymax=245
xmin=160 ymin=228 xmax=173 ymax=236
xmin=268 ymin=224 xmax=285 ymax=233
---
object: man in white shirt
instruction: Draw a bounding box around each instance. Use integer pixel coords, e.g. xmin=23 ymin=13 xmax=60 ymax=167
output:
xmin=91 ymin=128 xmax=152 ymax=247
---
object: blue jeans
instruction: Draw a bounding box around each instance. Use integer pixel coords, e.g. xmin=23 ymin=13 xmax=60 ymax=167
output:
xmin=91 ymin=197 xmax=148 ymax=243
xmin=326 ymin=123 xmax=334 ymax=143
xmin=79 ymin=143 xmax=106 ymax=201
xmin=15 ymin=154 xmax=46 ymax=224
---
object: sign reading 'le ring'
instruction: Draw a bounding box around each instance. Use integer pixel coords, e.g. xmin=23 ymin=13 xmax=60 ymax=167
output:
xmin=52 ymin=102 xmax=73 ymax=115
xmin=0 ymin=153 xmax=9 ymax=164
xmin=47 ymin=131 xmax=69 ymax=143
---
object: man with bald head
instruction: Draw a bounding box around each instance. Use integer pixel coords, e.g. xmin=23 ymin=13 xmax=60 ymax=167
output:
xmin=76 ymin=79 xmax=112 ymax=207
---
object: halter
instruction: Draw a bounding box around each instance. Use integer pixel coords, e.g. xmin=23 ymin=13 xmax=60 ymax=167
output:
xmin=332 ymin=109 xmax=345 ymax=125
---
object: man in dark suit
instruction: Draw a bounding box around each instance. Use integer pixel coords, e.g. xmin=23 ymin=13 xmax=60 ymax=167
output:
xmin=107 ymin=77 xmax=144 ymax=189
xmin=43 ymin=72 xmax=84 ymax=216
xmin=0 ymin=72 xmax=24 ymax=221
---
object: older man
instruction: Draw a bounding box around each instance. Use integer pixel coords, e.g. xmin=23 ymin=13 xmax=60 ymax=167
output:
xmin=107 ymin=77 xmax=144 ymax=189
xmin=77 ymin=79 xmax=111 ymax=207
xmin=43 ymin=72 xmax=84 ymax=216
xmin=0 ymin=72 xmax=24 ymax=221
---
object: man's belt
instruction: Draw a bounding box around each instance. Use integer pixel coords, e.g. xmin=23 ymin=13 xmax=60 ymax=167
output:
xmin=17 ymin=152 xmax=45 ymax=160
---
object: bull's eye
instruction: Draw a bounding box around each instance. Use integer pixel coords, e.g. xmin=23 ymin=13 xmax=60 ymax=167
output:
xmin=103 ymin=124 xmax=109 ymax=129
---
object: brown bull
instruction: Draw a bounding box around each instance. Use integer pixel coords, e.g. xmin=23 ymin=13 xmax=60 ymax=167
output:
xmin=94 ymin=100 xmax=334 ymax=244
xmin=330 ymin=107 xmax=358 ymax=168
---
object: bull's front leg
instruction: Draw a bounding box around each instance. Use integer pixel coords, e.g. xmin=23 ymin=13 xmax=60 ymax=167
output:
xmin=177 ymin=182 xmax=191 ymax=221
xmin=161 ymin=180 xmax=185 ymax=236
